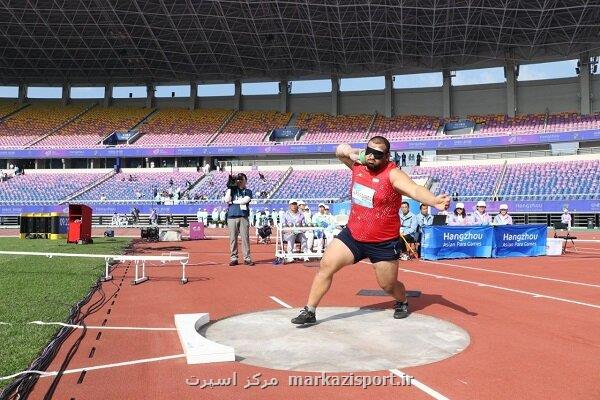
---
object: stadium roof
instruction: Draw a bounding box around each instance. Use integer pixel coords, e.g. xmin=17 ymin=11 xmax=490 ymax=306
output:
xmin=1 ymin=0 xmax=600 ymax=85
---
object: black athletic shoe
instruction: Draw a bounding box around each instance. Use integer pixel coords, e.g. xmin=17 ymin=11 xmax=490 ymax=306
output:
xmin=244 ymin=260 xmax=255 ymax=266
xmin=291 ymin=306 xmax=316 ymax=325
xmin=394 ymin=301 xmax=409 ymax=319
xmin=229 ymin=260 xmax=238 ymax=266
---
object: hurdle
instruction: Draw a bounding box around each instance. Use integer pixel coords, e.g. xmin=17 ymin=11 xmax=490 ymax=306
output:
xmin=0 ymin=251 xmax=190 ymax=285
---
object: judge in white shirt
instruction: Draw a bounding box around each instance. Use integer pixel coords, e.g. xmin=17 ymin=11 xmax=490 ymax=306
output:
xmin=468 ymin=200 xmax=492 ymax=226
xmin=493 ymin=204 xmax=513 ymax=225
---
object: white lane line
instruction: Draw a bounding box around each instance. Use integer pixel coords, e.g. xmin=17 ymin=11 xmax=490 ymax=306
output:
xmin=389 ymin=369 xmax=450 ymax=400
xmin=269 ymin=296 xmax=292 ymax=309
xmin=360 ymin=261 xmax=600 ymax=309
xmin=0 ymin=354 xmax=186 ymax=380
xmin=575 ymin=246 xmax=600 ymax=251
xmin=421 ymin=260 xmax=600 ymax=288
xmin=28 ymin=321 xmax=177 ymax=331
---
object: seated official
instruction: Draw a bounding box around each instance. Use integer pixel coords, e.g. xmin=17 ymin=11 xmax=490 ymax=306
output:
xmin=561 ymin=208 xmax=572 ymax=231
xmin=312 ymin=203 xmax=336 ymax=252
xmin=448 ymin=202 xmax=468 ymax=225
xmin=468 ymin=200 xmax=492 ymax=226
xmin=415 ymin=204 xmax=433 ymax=255
xmin=399 ymin=201 xmax=417 ymax=258
xmin=281 ymin=200 xmax=309 ymax=262
xmin=493 ymin=204 xmax=513 ymax=225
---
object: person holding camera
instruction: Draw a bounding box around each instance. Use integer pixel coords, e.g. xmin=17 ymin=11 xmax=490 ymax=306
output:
xmin=222 ymin=173 xmax=255 ymax=266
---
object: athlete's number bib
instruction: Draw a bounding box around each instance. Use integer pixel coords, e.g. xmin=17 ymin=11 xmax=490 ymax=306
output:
xmin=352 ymin=183 xmax=375 ymax=209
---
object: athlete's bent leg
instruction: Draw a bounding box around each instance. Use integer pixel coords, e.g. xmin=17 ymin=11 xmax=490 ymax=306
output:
xmin=372 ymin=260 xmax=406 ymax=303
xmin=292 ymin=238 xmax=356 ymax=324
xmin=372 ymin=260 xmax=410 ymax=319
xmin=306 ymin=238 xmax=356 ymax=307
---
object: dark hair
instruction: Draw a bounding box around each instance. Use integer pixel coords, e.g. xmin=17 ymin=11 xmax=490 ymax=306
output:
xmin=420 ymin=203 xmax=428 ymax=209
xmin=237 ymin=173 xmax=247 ymax=181
xmin=454 ymin=208 xmax=466 ymax=217
xmin=368 ymin=136 xmax=390 ymax=153
xmin=401 ymin=201 xmax=409 ymax=206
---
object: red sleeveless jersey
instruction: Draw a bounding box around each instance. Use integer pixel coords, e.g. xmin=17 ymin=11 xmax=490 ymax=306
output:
xmin=346 ymin=162 xmax=402 ymax=242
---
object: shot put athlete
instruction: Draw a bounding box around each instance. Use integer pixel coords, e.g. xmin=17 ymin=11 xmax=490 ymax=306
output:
xmin=291 ymin=136 xmax=449 ymax=325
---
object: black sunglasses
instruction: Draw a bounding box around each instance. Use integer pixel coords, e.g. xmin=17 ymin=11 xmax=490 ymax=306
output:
xmin=365 ymin=146 xmax=387 ymax=160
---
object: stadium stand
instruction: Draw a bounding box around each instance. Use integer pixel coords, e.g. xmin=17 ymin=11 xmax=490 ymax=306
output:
xmin=370 ymin=114 xmax=442 ymax=139
xmin=470 ymin=113 xmax=547 ymax=135
xmin=499 ymin=159 xmax=600 ymax=200
xmin=187 ymin=170 xmax=285 ymax=200
xmin=0 ymin=102 xmax=88 ymax=147
xmin=135 ymin=108 xmax=231 ymax=146
xmin=411 ymin=164 xmax=503 ymax=200
xmin=212 ymin=110 xmax=291 ymax=144
xmin=33 ymin=106 xmax=152 ymax=148
xmin=75 ymin=171 xmax=203 ymax=203
xmin=0 ymin=100 xmax=23 ymax=118
xmin=545 ymin=112 xmax=600 ymax=132
xmin=270 ymin=168 xmax=352 ymax=202
xmin=0 ymin=172 xmax=103 ymax=203
xmin=295 ymin=113 xmax=371 ymax=142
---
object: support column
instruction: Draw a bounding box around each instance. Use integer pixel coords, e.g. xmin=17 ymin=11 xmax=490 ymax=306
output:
xmin=233 ymin=80 xmax=242 ymax=111
xmin=189 ymin=81 xmax=198 ymax=110
xmin=18 ymin=84 xmax=27 ymax=104
xmin=504 ymin=61 xmax=517 ymax=117
xmin=442 ymin=69 xmax=452 ymax=118
xmin=279 ymin=80 xmax=289 ymax=113
xmin=331 ymin=77 xmax=340 ymax=116
xmin=579 ymin=54 xmax=591 ymax=115
xmin=146 ymin=84 xmax=156 ymax=108
xmin=104 ymin=83 xmax=113 ymax=107
xmin=384 ymin=73 xmax=394 ymax=118
xmin=62 ymin=83 xmax=71 ymax=105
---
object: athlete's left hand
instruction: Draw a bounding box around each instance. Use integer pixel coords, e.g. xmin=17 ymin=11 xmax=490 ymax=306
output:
xmin=432 ymin=194 xmax=451 ymax=211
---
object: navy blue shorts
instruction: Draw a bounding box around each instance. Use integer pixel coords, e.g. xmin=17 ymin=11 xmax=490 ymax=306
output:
xmin=336 ymin=227 xmax=401 ymax=264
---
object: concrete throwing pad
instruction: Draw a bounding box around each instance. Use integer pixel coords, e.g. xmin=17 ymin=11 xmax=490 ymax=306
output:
xmin=203 ymin=307 xmax=469 ymax=372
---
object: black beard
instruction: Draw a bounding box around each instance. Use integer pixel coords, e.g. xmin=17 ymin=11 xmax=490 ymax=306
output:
xmin=366 ymin=161 xmax=385 ymax=171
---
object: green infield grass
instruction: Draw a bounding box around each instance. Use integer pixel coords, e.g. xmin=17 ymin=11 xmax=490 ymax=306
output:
xmin=0 ymin=237 xmax=131 ymax=390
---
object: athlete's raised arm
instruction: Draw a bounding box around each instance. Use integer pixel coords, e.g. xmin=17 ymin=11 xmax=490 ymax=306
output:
xmin=389 ymin=168 xmax=449 ymax=211
xmin=335 ymin=143 xmax=361 ymax=169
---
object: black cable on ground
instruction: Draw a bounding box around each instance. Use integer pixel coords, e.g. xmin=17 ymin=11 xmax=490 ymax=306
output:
xmin=0 ymin=240 xmax=135 ymax=400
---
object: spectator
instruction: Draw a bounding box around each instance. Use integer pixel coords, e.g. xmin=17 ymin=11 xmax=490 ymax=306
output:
xmin=135 ymin=190 xmax=142 ymax=199
xmin=416 ymin=153 xmax=422 ymax=166
xmin=401 ymin=152 xmax=407 ymax=167
xmin=100 ymin=194 xmax=107 ymax=202
xmin=493 ymin=204 xmax=513 ymax=225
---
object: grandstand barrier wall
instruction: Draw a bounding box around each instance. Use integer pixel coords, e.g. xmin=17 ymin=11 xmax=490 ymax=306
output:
xmin=1 ymin=129 xmax=599 ymax=159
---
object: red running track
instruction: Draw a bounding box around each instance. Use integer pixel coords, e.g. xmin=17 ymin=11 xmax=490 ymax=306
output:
xmin=12 ymin=231 xmax=600 ymax=399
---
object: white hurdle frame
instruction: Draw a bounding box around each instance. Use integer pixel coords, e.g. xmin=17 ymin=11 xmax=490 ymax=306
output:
xmin=0 ymin=251 xmax=190 ymax=285
xmin=275 ymin=225 xmax=328 ymax=262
